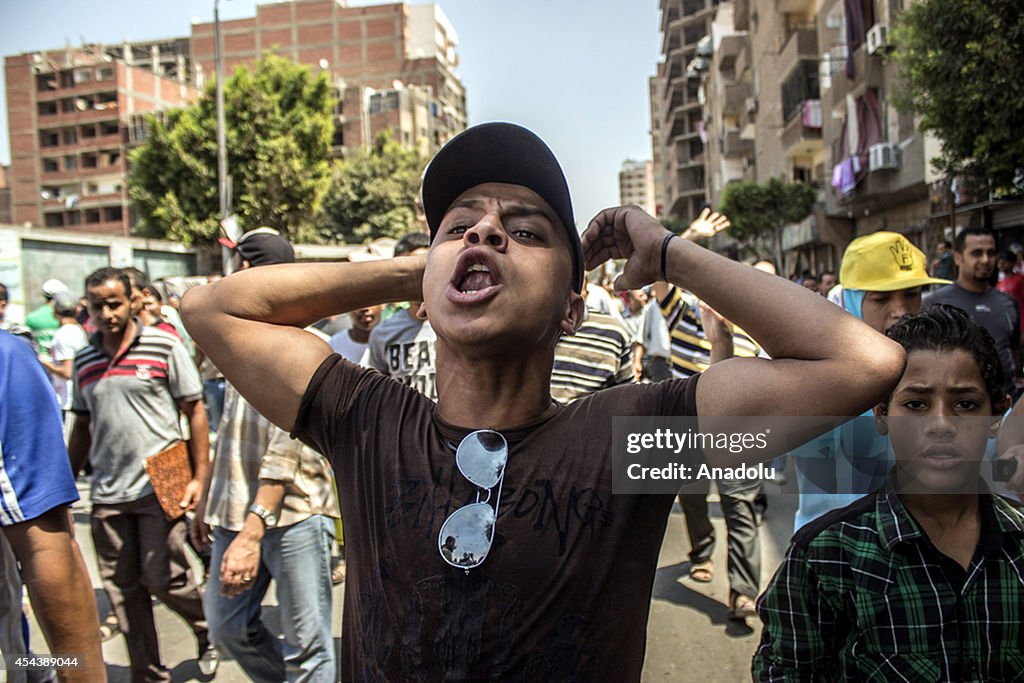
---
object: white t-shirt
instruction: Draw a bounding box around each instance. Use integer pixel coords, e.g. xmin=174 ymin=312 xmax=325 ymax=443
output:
xmin=50 ymin=322 xmax=88 ymax=409
xmin=329 ymin=330 xmax=370 ymax=366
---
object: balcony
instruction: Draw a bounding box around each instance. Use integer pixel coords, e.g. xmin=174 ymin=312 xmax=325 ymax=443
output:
xmin=779 ymin=28 xmax=819 ymax=80
xmin=781 ymin=103 xmax=823 ymax=157
xmin=718 ymin=34 xmax=746 ymax=75
xmin=723 ymin=83 xmax=752 ymax=116
xmin=826 ymin=45 xmax=884 ymax=106
xmin=723 ymin=131 xmax=754 ymax=159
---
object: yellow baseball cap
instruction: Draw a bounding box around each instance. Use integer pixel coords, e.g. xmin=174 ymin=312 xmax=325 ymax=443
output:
xmin=840 ymin=231 xmax=951 ymax=292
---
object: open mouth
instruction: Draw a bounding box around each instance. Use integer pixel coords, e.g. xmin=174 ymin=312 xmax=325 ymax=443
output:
xmin=457 ymin=263 xmax=498 ymax=293
xmin=447 ymin=248 xmax=503 ymax=304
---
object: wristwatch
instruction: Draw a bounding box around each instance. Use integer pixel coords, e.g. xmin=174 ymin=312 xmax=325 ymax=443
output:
xmin=249 ymin=503 xmax=278 ymax=528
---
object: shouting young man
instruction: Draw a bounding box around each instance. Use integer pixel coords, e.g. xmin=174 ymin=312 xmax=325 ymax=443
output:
xmin=182 ymin=123 xmax=904 ymax=679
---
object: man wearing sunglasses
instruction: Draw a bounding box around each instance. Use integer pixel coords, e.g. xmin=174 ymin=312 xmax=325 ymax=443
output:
xmin=182 ymin=122 xmax=905 ymax=679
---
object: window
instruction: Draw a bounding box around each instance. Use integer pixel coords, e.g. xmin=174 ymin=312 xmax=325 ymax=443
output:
xmin=81 ymin=124 xmax=97 ymax=139
xmin=105 ymin=206 xmax=123 ymax=222
xmin=44 ymin=213 xmax=63 ymax=227
xmin=38 ymin=101 xmax=58 ymax=116
xmin=73 ymin=69 xmax=93 ymax=84
xmin=62 ymin=129 xmax=78 ymax=145
xmin=82 ymin=153 xmax=98 ymax=169
xmin=98 ymin=67 xmax=114 ymax=81
xmin=84 ymin=209 xmax=101 ymax=224
xmin=36 ymin=75 xmax=58 ymax=91
xmin=39 ymin=131 xmax=59 ymax=147
xmin=42 ymin=158 xmax=59 ymax=173
xmin=100 ymin=121 xmax=119 ymax=136
xmin=63 ymin=155 xmax=78 ymax=170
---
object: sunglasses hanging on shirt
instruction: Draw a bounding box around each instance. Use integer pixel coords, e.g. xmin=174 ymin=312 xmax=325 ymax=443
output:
xmin=437 ymin=429 xmax=508 ymax=572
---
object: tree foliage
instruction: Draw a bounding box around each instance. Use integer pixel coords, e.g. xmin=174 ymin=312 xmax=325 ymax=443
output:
xmin=129 ymin=54 xmax=334 ymax=245
xmin=720 ymin=178 xmax=817 ymax=263
xmin=890 ymin=0 xmax=1024 ymax=191
xmin=316 ymin=131 xmax=427 ymax=244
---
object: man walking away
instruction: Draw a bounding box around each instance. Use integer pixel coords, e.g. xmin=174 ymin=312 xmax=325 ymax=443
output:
xmin=68 ymin=268 xmax=214 ymax=682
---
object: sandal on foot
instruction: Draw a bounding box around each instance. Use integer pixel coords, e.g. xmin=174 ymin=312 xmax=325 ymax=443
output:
xmin=689 ymin=561 xmax=713 ymax=583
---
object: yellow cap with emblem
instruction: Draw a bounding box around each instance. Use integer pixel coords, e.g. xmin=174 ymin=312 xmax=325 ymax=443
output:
xmin=840 ymin=231 xmax=952 ymax=292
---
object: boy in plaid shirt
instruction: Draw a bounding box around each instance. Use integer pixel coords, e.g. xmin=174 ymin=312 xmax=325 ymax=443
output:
xmin=754 ymin=305 xmax=1024 ymax=682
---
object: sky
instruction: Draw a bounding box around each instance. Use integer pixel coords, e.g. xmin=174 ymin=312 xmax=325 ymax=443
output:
xmin=0 ymin=0 xmax=663 ymax=227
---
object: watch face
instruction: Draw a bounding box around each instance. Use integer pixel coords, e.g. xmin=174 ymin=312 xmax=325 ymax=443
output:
xmin=266 ymin=513 xmax=278 ymax=526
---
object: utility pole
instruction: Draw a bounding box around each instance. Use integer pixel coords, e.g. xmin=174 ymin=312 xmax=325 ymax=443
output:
xmin=215 ymin=0 xmax=232 ymax=274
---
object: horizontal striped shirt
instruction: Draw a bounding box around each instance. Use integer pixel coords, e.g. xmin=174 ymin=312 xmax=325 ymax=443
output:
xmin=657 ymin=286 xmax=760 ymax=378
xmin=551 ymin=310 xmax=635 ymax=403
xmin=72 ymin=321 xmax=202 ymax=505
xmin=754 ymin=480 xmax=1024 ymax=682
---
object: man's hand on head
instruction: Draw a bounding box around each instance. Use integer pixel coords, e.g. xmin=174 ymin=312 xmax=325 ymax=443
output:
xmin=581 ymin=206 xmax=670 ymax=291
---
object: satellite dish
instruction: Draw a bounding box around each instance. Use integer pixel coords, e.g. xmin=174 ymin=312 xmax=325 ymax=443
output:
xmin=319 ymin=58 xmax=329 ymax=70
xmin=75 ymin=98 xmax=89 ymax=111
xmin=392 ymin=79 xmax=404 ymax=91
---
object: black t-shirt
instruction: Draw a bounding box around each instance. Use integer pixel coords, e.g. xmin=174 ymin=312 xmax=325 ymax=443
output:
xmin=294 ymin=354 xmax=700 ymax=681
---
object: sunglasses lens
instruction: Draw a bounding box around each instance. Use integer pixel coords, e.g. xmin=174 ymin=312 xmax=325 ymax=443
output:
xmin=455 ymin=430 xmax=508 ymax=489
xmin=438 ymin=502 xmax=496 ymax=569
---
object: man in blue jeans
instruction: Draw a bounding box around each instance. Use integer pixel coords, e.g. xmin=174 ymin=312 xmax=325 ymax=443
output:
xmin=190 ymin=228 xmax=339 ymax=682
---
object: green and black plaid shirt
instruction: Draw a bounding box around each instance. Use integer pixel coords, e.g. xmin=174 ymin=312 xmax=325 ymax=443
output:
xmin=754 ymin=483 xmax=1024 ymax=682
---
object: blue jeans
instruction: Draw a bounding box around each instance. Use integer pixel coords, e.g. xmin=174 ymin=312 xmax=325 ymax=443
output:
xmin=203 ymin=379 xmax=226 ymax=432
xmin=205 ymin=515 xmax=336 ymax=683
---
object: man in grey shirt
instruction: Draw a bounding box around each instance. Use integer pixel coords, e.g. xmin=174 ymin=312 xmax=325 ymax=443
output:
xmin=368 ymin=232 xmax=437 ymax=399
xmin=925 ymin=226 xmax=1020 ymax=395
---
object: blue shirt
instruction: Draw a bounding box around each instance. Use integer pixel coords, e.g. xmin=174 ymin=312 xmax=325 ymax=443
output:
xmin=0 ymin=330 xmax=79 ymax=525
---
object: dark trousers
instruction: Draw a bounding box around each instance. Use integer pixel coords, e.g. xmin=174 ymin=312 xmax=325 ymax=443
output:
xmin=678 ymin=477 xmax=762 ymax=600
xmin=91 ymin=494 xmax=208 ymax=683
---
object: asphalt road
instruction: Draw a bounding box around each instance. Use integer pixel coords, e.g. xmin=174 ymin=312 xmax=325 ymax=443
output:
xmin=20 ymin=473 xmax=799 ymax=683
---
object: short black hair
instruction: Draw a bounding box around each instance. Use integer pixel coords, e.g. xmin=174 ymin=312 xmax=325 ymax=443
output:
xmin=885 ymin=304 xmax=1005 ymax=410
xmin=942 ymin=240 xmax=953 ymax=250
xmin=998 ymin=251 xmax=1016 ymax=263
xmin=85 ymin=267 xmax=132 ymax=299
xmin=121 ymin=266 xmax=152 ymax=293
xmin=819 ymin=270 xmax=835 ymax=279
xmin=0 ymin=282 xmax=7 ymax=302
xmin=394 ymin=232 xmax=430 ymax=257
xmin=954 ymin=227 xmax=995 ymax=253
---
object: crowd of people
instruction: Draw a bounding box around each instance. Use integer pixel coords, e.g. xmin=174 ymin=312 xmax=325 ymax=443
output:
xmin=1 ymin=121 xmax=1023 ymax=681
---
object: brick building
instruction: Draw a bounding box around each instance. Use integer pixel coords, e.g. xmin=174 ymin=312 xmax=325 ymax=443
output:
xmin=4 ymin=40 xmax=197 ymax=235
xmin=189 ymin=0 xmax=467 ymax=158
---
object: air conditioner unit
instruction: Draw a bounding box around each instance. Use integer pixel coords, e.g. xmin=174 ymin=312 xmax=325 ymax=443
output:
xmin=866 ymin=23 xmax=889 ymax=54
xmin=745 ymin=96 xmax=758 ymax=114
xmin=868 ymin=143 xmax=901 ymax=171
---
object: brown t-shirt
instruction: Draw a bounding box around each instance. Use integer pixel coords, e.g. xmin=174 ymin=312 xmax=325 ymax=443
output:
xmin=294 ymin=354 xmax=700 ymax=681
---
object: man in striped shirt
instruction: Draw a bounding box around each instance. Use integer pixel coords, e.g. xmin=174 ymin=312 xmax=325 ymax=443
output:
xmin=68 ymin=267 xmax=213 ymax=682
xmin=551 ymin=279 xmax=635 ymax=403
xmin=654 ymin=280 xmax=765 ymax=619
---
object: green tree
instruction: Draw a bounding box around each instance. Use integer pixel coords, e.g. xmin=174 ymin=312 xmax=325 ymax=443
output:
xmin=720 ymin=178 xmax=817 ymax=266
xmin=890 ymin=0 xmax=1024 ymax=191
xmin=129 ymin=54 xmax=334 ymax=245
xmin=316 ymin=131 xmax=426 ymax=244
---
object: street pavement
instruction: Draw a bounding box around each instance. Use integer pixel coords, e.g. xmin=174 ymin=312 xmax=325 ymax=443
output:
xmin=22 ymin=471 xmax=799 ymax=682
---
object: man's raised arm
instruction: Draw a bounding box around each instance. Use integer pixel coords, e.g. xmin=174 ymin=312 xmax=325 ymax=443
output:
xmin=581 ymin=206 xmax=905 ymax=420
xmin=180 ymin=257 xmax=425 ymax=430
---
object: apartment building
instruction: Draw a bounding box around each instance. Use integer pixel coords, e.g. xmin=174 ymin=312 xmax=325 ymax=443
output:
xmin=656 ymin=0 xmax=719 ymax=223
xmin=0 ymin=165 xmax=11 ymax=224
xmin=189 ymin=0 xmax=468 ymax=159
xmin=619 ymin=159 xmax=656 ymax=217
xmin=4 ymin=40 xmax=198 ymax=234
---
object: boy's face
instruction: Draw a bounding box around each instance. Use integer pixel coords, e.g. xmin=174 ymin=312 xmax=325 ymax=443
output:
xmin=876 ymin=349 xmax=1000 ymax=493
xmin=422 ymin=182 xmax=582 ymax=349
